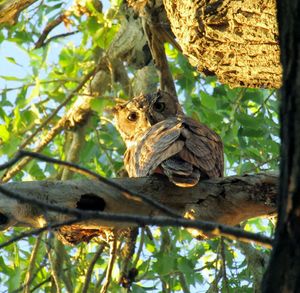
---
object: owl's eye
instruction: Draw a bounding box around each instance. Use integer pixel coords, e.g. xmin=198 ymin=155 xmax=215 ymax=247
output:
xmin=153 ymin=101 xmax=165 ymax=112
xmin=127 ymin=112 xmax=138 ymax=121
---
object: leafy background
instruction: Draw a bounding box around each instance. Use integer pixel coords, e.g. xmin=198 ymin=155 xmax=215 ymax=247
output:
xmin=0 ymin=0 xmax=278 ymax=292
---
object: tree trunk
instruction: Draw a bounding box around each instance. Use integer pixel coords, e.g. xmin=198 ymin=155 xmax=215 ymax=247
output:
xmin=163 ymin=0 xmax=281 ymax=88
xmin=2 ymin=0 xmax=281 ymax=89
xmin=262 ymin=1 xmax=300 ymax=292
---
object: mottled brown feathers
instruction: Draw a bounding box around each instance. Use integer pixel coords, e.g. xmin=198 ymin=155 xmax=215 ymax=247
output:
xmin=114 ymin=90 xmax=224 ymax=187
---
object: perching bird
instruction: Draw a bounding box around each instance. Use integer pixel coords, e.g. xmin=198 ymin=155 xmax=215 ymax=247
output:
xmin=113 ymin=90 xmax=224 ymax=187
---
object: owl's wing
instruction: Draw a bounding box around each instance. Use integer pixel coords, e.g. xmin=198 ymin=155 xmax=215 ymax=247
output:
xmin=134 ymin=118 xmax=184 ymax=177
xmin=180 ymin=117 xmax=224 ymax=178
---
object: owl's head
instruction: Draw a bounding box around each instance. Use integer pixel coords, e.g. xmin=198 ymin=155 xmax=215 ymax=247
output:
xmin=145 ymin=90 xmax=183 ymax=124
xmin=113 ymin=90 xmax=183 ymax=145
xmin=113 ymin=96 xmax=151 ymax=144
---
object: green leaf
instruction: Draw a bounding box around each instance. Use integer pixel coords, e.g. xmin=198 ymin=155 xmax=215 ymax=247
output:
xmin=27 ymin=78 xmax=40 ymax=104
xmin=5 ymin=57 xmax=20 ymax=66
xmin=12 ymin=106 xmax=21 ymax=132
xmin=236 ymin=112 xmax=256 ymax=126
xmin=87 ymin=16 xmax=102 ymax=34
xmin=146 ymin=242 xmax=156 ymax=253
xmin=131 ymin=284 xmax=148 ymax=293
xmin=0 ymin=125 xmax=10 ymax=142
xmin=200 ymin=91 xmax=216 ymax=110
xmin=0 ymin=75 xmax=25 ymax=81
xmin=239 ymin=126 xmax=266 ymax=137
xmin=177 ymin=258 xmax=194 ymax=280
xmin=239 ymin=161 xmax=257 ymax=174
xmin=153 ymin=255 xmax=176 ymax=276
xmin=242 ymin=89 xmax=264 ymax=104
xmin=91 ymin=98 xmax=112 ymax=113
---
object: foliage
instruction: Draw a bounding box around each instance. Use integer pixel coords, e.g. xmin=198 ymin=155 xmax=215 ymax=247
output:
xmin=0 ymin=0 xmax=278 ymax=292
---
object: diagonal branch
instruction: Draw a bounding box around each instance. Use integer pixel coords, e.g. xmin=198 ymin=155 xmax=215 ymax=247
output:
xmin=34 ymin=14 xmax=65 ymax=49
xmin=0 ymin=67 xmax=98 ymax=183
xmin=82 ymin=244 xmax=106 ymax=293
xmin=100 ymin=235 xmax=118 ymax=293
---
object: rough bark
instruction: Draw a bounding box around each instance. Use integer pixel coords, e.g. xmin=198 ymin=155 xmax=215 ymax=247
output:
xmin=0 ymin=0 xmax=37 ymax=25
xmin=163 ymin=0 xmax=281 ymax=88
xmin=1 ymin=0 xmax=281 ymax=89
xmin=262 ymin=1 xmax=300 ymax=292
xmin=0 ymin=174 xmax=276 ymax=244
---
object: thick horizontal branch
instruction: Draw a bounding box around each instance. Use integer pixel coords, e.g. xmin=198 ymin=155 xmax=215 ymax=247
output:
xmin=0 ymin=174 xmax=277 ymax=245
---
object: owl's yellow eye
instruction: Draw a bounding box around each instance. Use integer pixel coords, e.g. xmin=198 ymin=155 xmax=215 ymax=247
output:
xmin=153 ymin=101 xmax=165 ymax=112
xmin=127 ymin=112 xmax=138 ymax=121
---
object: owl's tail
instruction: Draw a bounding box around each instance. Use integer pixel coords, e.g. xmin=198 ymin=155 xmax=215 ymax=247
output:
xmin=161 ymin=157 xmax=200 ymax=187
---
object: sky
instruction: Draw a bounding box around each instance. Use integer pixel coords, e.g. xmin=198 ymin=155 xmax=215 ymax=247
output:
xmin=0 ymin=0 xmax=111 ymax=98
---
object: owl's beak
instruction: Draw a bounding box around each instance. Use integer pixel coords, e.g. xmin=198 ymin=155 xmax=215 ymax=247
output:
xmin=139 ymin=93 xmax=154 ymax=125
xmin=144 ymin=93 xmax=154 ymax=106
xmin=146 ymin=112 xmax=156 ymax=126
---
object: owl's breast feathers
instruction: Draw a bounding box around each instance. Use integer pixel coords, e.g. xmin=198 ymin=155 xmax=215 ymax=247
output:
xmin=124 ymin=117 xmax=224 ymax=187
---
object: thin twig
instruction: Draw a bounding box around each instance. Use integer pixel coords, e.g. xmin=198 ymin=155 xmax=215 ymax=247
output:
xmin=132 ymin=228 xmax=145 ymax=268
xmin=11 ymin=258 xmax=46 ymax=293
xmin=23 ymin=234 xmax=43 ymax=293
xmin=29 ymin=267 xmax=70 ymax=293
xmin=253 ymin=90 xmax=276 ymax=116
xmin=42 ymin=31 xmax=79 ymax=48
xmin=0 ymin=218 xmax=82 ymax=249
xmin=61 ymin=126 xmax=87 ymax=180
xmin=207 ymin=269 xmax=223 ymax=293
xmin=119 ymin=228 xmax=138 ymax=287
xmin=19 ymin=67 xmax=98 ymax=150
xmin=0 ymin=79 xmax=77 ymax=94
xmin=95 ymin=129 xmax=116 ymax=173
xmin=94 ymin=268 xmax=108 ymax=292
xmin=31 ymin=273 xmax=55 ymax=292
xmin=1 ymin=68 xmax=98 ymax=183
xmin=1 ymin=118 xmax=64 ymax=182
xmin=241 ymin=157 xmax=279 ymax=174
xmin=221 ymin=238 xmax=230 ymax=293
xmin=35 ymin=14 xmax=65 ymax=49
xmin=56 ymin=241 xmax=73 ymax=293
xmin=46 ymin=236 xmax=61 ymax=292
xmin=178 ymin=272 xmax=190 ymax=293
xmin=82 ymin=244 xmax=106 ymax=293
xmin=100 ymin=235 xmax=118 ymax=293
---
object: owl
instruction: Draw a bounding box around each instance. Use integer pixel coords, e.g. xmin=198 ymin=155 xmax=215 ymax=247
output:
xmin=113 ymin=90 xmax=224 ymax=187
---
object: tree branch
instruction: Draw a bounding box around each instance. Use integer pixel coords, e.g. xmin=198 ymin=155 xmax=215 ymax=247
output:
xmin=23 ymin=234 xmax=42 ymax=293
xmin=34 ymin=14 xmax=65 ymax=48
xmin=41 ymin=31 xmax=79 ymax=48
xmin=0 ymin=65 xmax=98 ymax=183
xmin=0 ymin=150 xmax=180 ymax=217
xmin=82 ymin=244 xmax=106 ymax=293
xmin=100 ymin=236 xmax=117 ymax=293
xmin=0 ymin=173 xmax=276 ymax=247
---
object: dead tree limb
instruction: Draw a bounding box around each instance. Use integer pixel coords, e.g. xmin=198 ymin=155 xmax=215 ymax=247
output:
xmin=0 ymin=174 xmax=277 ymax=246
